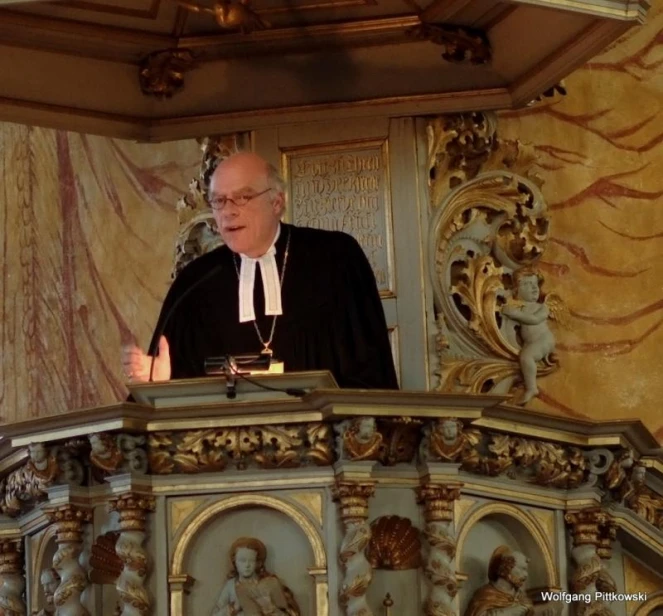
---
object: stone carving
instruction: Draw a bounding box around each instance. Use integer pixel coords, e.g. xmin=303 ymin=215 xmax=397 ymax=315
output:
xmin=0 ymin=443 xmax=83 ymax=516
xmin=174 ymin=134 xmax=249 ymax=277
xmin=420 ymin=418 xmax=481 ymax=464
xmin=138 ymin=49 xmax=195 ymax=98
xmin=211 ymin=537 xmax=299 ymax=616
xmin=417 ymin=484 xmax=461 ymax=616
xmin=335 ymin=417 xmax=382 ymax=461
xmin=333 ymin=482 xmax=376 ymax=616
xmin=565 ymin=510 xmax=616 ymax=616
xmin=0 ymin=539 xmax=26 ymax=616
xmin=464 ymin=546 xmax=559 ymax=616
xmin=109 ymin=494 xmax=156 ymax=616
xmin=366 ymin=516 xmax=421 ymax=570
xmin=501 ymin=267 xmax=568 ymax=404
xmin=32 ymin=568 xmax=59 ymax=616
xmin=176 ymin=0 xmax=270 ymax=33
xmin=420 ymin=423 xmax=616 ymax=490
xmin=148 ymin=424 xmax=334 ymax=474
xmin=428 ymin=113 xmax=560 ymax=403
xmin=47 ymin=505 xmax=92 ymax=616
xmin=407 ymin=24 xmax=491 ymax=65
xmin=89 ymin=433 xmax=148 ymax=478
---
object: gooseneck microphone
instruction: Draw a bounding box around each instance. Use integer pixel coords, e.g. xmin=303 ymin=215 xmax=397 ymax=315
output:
xmin=147 ymin=264 xmax=224 ymax=382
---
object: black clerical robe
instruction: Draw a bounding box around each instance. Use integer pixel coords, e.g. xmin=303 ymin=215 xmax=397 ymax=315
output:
xmin=149 ymin=223 xmax=398 ymax=389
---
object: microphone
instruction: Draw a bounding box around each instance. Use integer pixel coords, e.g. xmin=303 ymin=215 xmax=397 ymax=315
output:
xmin=147 ymin=264 xmax=223 ymax=382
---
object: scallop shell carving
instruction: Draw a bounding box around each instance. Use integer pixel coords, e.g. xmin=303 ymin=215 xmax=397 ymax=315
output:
xmin=366 ymin=515 xmax=422 ymax=570
xmin=89 ymin=531 xmax=123 ymax=584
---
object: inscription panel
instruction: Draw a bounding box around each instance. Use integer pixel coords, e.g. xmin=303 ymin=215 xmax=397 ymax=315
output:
xmin=282 ymin=139 xmax=395 ymax=296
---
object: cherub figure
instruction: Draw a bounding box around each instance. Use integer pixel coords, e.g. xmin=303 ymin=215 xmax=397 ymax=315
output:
xmin=211 ymin=537 xmax=299 ymax=616
xmin=501 ymin=267 xmax=568 ymax=405
xmin=177 ymin=0 xmax=270 ymax=34
xmin=336 ymin=417 xmax=382 ymax=461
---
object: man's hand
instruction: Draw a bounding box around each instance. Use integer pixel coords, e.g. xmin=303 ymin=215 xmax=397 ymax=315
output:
xmin=121 ymin=336 xmax=171 ymax=382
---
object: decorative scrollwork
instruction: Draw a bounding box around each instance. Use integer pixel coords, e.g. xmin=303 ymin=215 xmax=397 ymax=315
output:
xmin=147 ymin=423 xmax=334 ymax=474
xmin=407 ymin=24 xmax=491 ymax=65
xmin=138 ymin=49 xmax=195 ymax=98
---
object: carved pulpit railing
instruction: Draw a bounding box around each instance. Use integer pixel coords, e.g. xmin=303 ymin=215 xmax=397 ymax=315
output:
xmin=0 ymin=377 xmax=662 ymax=616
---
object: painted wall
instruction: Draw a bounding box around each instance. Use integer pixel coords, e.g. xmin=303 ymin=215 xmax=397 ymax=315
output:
xmin=498 ymin=0 xmax=663 ymax=438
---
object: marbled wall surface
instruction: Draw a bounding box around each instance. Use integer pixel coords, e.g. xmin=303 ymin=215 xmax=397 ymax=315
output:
xmin=0 ymin=127 xmax=199 ymax=422
xmin=498 ymin=0 xmax=663 ymax=437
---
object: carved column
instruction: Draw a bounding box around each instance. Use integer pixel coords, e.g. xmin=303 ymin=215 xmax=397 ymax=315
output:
xmin=47 ymin=504 xmax=92 ymax=616
xmin=332 ymin=480 xmax=376 ymax=616
xmin=0 ymin=538 xmax=26 ymax=615
xmin=565 ymin=509 xmax=615 ymax=616
xmin=417 ymin=483 xmax=462 ymax=616
xmin=109 ymin=493 xmax=156 ymax=616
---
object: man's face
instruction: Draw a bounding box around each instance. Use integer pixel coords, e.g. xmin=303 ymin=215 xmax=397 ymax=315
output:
xmin=507 ymin=552 xmax=529 ymax=589
xmin=209 ymin=154 xmax=284 ymax=258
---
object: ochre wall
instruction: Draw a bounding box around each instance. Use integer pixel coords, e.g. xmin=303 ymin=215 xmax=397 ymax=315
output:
xmin=499 ymin=1 xmax=663 ymax=438
xmin=0 ymin=127 xmax=199 ymax=422
xmin=1 ymin=4 xmax=662 ymax=438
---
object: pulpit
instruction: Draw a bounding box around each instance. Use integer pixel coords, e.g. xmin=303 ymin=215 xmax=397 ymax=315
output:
xmin=1 ymin=375 xmax=662 ymax=616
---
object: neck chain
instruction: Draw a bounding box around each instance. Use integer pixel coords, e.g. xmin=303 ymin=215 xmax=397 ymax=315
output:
xmin=233 ymin=227 xmax=291 ymax=356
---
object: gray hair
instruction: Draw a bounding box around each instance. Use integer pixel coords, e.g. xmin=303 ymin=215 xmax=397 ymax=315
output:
xmin=266 ymin=161 xmax=286 ymax=194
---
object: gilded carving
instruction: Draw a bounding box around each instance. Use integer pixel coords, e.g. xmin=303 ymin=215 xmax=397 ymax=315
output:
xmin=0 ymin=443 xmax=83 ymax=517
xmin=89 ymin=433 xmax=147 ymax=479
xmin=420 ymin=418 xmax=481 ymax=464
xmin=0 ymin=539 xmax=26 ymax=616
xmin=366 ymin=516 xmax=421 ymax=570
xmin=417 ymin=484 xmax=461 ymax=616
xmin=174 ymin=134 xmax=250 ymax=277
xmin=89 ymin=532 xmax=122 ymax=585
xmin=408 ymin=24 xmax=491 ymax=65
xmin=428 ymin=113 xmax=561 ymax=404
xmin=332 ymin=481 xmax=376 ymax=616
xmin=377 ymin=418 xmax=421 ymax=466
xmin=148 ymin=424 xmax=334 ymax=474
xmin=176 ymin=0 xmax=270 ymax=34
xmin=620 ymin=465 xmax=663 ymax=530
xmin=109 ymin=494 xmax=156 ymax=616
xmin=335 ymin=417 xmax=383 ymax=461
xmin=138 ymin=49 xmax=195 ymax=99
xmin=565 ymin=510 xmax=616 ymax=616
xmin=47 ymin=505 xmax=92 ymax=616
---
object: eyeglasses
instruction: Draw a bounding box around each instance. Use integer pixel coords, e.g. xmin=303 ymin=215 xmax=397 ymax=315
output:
xmin=208 ymin=187 xmax=272 ymax=211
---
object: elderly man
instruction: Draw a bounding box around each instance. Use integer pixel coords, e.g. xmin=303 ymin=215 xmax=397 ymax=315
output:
xmin=122 ymin=151 xmax=398 ymax=389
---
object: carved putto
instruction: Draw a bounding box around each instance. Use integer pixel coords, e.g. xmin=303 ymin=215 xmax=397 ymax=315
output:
xmin=211 ymin=537 xmax=300 ymax=616
xmin=420 ymin=418 xmax=480 ymax=463
xmin=428 ymin=114 xmax=564 ymax=405
xmin=89 ymin=432 xmax=148 ymax=478
xmin=336 ymin=417 xmax=383 ymax=461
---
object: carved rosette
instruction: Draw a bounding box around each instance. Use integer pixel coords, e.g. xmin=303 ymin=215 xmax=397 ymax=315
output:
xmin=109 ymin=494 xmax=156 ymax=616
xmin=417 ymin=484 xmax=461 ymax=616
xmin=0 ymin=538 xmax=26 ymax=615
xmin=407 ymin=25 xmax=491 ymax=65
xmin=138 ymin=49 xmax=195 ymax=98
xmin=332 ymin=481 xmax=376 ymax=616
xmin=427 ymin=114 xmax=558 ymax=401
xmin=174 ymin=133 xmax=251 ymax=277
xmin=565 ymin=509 xmax=615 ymax=616
xmin=47 ymin=505 xmax=93 ymax=616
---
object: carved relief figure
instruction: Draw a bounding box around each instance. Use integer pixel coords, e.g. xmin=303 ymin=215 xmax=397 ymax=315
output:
xmin=211 ymin=538 xmax=299 ymax=616
xmin=32 ymin=568 xmax=60 ymax=616
xmin=420 ymin=418 xmax=480 ymax=466
xmin=337 ymin=417 xmax=382 ymax=461
xmin=465 ymin=546 xmax=558 ymax=616
xmin=0 ymin=443 xmax=59 ymax=514
xmin=501 ymin=268 xmax=566 ymax=404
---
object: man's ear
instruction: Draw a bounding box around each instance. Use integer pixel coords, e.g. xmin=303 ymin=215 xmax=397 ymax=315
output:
xmin=272 ymin=191 xmax=286 ymax=217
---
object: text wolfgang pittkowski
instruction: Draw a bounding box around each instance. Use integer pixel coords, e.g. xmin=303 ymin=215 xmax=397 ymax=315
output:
xmin=541 ymin=592 xmax=648 ymax=604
